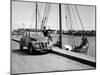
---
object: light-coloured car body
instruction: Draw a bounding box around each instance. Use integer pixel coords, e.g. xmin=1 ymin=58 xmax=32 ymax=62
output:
xmin=19 ymin=30 xmax=53 ymax=54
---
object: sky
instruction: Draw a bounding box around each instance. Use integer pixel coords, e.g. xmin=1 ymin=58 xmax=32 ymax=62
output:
xmin=12 ymin=0 xmax=96 ymax=30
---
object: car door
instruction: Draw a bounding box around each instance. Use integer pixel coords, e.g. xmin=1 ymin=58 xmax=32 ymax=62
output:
xmin=24 ymin=31 xmax=30 ymax=46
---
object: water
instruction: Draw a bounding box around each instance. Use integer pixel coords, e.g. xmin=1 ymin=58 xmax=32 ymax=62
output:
xmin=50 ymin=34 xmax=96 ymax=57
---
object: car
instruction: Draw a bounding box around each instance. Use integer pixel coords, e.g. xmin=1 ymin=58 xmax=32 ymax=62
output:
xmin=19 ymin=29 xmax=53 ymax=54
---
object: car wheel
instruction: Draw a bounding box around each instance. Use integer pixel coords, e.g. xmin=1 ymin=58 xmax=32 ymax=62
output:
xmin=20 ymin=45 xmax=23 ymax=50
xmin=28 ymin=44 xmax=33 ymax=54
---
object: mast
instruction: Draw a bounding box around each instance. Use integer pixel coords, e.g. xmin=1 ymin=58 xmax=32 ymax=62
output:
xmin=35 ymin=2 xmax=38 ymax=30
xmin=59 ymin=3 xmax=62 ymax=48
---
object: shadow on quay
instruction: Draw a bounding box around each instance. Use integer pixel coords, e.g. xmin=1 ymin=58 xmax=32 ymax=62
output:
xmin=12 ymin=49 xmax=50 ymax=56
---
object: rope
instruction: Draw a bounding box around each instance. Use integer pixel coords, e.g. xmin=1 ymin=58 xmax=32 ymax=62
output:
xmin=74 ymin=5 xmax=84 ymax=30
xmin=44 ymin=4 xmax=51 ymax=27
xmin=70 ymin=5 xmax=79 ymax=46
xmin=37 ymin=7 xmax=42 ymax=29
xmin=67 ymin=5 xmax=76 ymax=47
xmin=70 ymin=5 xmax=79 ymax=30
xmin=65 ymin=5 xmax=70 ymax=31
xmin=30 ymin=8 xmax=36 ymax=29
xmin=41 ymin=4 xmax=51 ymax=29
xmin=64 ymin=5 xmax=70 ymax=44
xmin=41 ymin=4 xmax=47 ymax=29
xmin=41 ymin=4 xmax=48 ymax=29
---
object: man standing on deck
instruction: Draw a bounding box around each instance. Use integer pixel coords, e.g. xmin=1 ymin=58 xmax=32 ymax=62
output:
xmin=42 ymin=26 xmax=52 ymax=43
xmin=48 ymin=27 xmax=52 ymax=42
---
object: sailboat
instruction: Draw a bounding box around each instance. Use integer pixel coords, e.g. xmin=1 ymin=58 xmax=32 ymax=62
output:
xmin=12 ymin=2 xmax=89 ymax=54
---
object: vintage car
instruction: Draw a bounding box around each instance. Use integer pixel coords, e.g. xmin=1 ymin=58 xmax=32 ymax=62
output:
xmin=19 ymin=30 xmax=53 ymax=54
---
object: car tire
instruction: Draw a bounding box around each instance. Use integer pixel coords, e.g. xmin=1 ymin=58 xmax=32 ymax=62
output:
xmin=28 ymin=44 xmax=33 ymax=54
xmin=20 ymin=45 xmax=23 ymax=50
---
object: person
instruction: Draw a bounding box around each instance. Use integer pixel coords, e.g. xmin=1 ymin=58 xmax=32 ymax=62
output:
xmin=42 ymin=26 xmax=52 ymax=42
xmin=47 ymin=28 xmax=52 ymax=42
xmin=73 ymin=36 xmax=89 ymax=53
xmin=54 ymin=37 xmax=60 ymax=47
xmin=53 ymin=36 xmax=61 ymax=48
xmin=79 ymin=36 xmax=88 ymax=48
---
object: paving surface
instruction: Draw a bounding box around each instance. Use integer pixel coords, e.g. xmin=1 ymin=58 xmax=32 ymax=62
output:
xmin=11 ymin=40 xmax=94 ymax=74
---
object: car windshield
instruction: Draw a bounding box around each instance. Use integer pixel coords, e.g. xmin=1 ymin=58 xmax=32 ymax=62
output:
xmin=30 ymin=32 xmax=47 ymax=41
